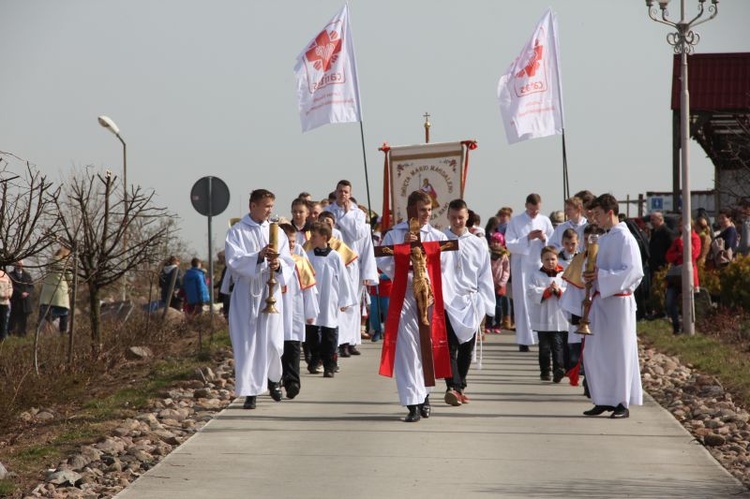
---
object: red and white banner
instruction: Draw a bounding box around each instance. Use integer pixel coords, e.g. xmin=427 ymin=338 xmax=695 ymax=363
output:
xmin=497 ymin=8 xmax=564 ymax=144
xmin=294 ymin=4 xmax=362 ymax=132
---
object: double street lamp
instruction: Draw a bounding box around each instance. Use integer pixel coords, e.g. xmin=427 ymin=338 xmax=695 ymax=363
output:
xmin=97 ymin=115 xmax=128 ymax=300
xmin=645 ymin=0 xmax=718 ymax=336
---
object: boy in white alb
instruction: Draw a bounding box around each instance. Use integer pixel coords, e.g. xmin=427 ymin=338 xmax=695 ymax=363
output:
xmin=582 ymin=194 xmax=644 ymax=419
xmin=442 ymin=199 xmax=495 ymax=406
xmin=305 ymin=222 xmax=357 ymax=378
xmin=279 ymin=223 xmax=319 ymax=399
xmin=527 ymin=246 xmax=568 ymax=383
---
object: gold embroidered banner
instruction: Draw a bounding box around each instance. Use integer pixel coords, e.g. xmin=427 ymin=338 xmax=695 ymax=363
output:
xmin=387 ymin=141 xmax=465 ymax=231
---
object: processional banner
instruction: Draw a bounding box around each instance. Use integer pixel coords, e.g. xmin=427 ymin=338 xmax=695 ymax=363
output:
xmin=381 ymin=141 xmax=474 ymax=231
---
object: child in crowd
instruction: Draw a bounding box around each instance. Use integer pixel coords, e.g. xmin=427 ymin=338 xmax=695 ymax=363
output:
xmin=279 ymin=223 xmax=320 ymax=399
xmin=557 ymin=228 xmax=579 ymax=270
xmin=290 ymin=197 xmax=312 ymax=246
xmin=315 ymin=211 xmax=361 ymax=358
xmin=305 ymin=222 xmax=357 ymax=378
xmin=528 ymin=246 xmax=568 ymax=383
xmin=367 ymin=268 xmax=391 ymax=342
xmin=487 ymin=232 xmax=510 ymax=333
xmin=556 ymin=228 xmax=579 ymax=368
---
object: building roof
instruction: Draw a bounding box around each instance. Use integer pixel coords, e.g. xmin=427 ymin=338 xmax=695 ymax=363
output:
xmin=671 ymin=52 xmax=750 ymax=111
xmin=671 ymin=52 xmax=750 ymax=173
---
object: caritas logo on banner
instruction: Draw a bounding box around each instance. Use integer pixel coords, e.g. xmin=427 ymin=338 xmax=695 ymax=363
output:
xmin=303 ymin=25 xmax=344 ymax=91
xmin=294 ymin=4 xmax=362 ymax=132
xmin=513 ymin=36 xmax=548 ymax=97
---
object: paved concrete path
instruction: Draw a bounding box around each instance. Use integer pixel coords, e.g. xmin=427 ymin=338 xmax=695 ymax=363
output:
xmin=118 ymin=333 xmax=748 ymax=498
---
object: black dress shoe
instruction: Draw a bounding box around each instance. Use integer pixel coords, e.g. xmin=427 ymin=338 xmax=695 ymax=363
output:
xmin=269 ymin=383 xmax=283 ymax=402
xmin=348 ymin=345 xmax=361 ymax=355
xmin=404 ymin=405 xmax=421 ymax=423
xmin=553 ymin=369 xmax=565 ymax=384
xmin=518 ymin=345 xmax=530 ymax=352
xmin=339 ymin=346 xmax=351 ymax=358
xmin=540 ymin=372 xmax=551 ymax=381
xmin=583 ymin=405 xmax=615 ymax=416
xmin=243 ymin=396 xmax=257 ymax=409
xmin=419 ymin=395 xmax=431 ymax=418
xmin=611 ymin=404 xmax=630 ymax=419
xmin=285 ymin=382 xmax=300 ymax=400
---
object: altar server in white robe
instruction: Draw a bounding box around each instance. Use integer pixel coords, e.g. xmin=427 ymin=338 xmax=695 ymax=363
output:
xmin=279 ymin=223 xmax=319 ymax=399
xmin=442 ymin=199 xmax=495 ymax=406
xmin=549 ymin=196 xmax=588 ymax=252
xmin=324 ymin=180 xmax=378 ymax=353
xmin=582 ymin=194 xmax=644 ymax=419
xmin=317 ymin=211 xmax=361 ymax=356
xmin=225 ymin=189 xmax=295 ymax=410
xmin=505 ymin=193 xmax=554 ymax=351
xmin=378 ymin=190 xmax=454 ymax=423
xmin=305 ymin=221 xmax=358 ymax=378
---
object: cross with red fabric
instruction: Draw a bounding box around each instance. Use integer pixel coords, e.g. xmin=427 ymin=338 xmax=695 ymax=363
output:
xmin=374 ymin=218 xmax=458 ymax=387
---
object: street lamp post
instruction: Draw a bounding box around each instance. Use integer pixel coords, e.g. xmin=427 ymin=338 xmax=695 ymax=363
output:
xmin=98 ymin=115 xmax=128 ymax=300
xmin=646 ymin=0 xmax=718 ymax=336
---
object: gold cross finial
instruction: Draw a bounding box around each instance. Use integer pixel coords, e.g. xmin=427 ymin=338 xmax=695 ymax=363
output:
xmin=423 ymin=112 xmax=431 ymax=143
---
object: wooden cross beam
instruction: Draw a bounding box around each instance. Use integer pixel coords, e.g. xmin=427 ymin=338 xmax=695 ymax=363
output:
xmin=374 ymin=218 xmax=458 ymax=386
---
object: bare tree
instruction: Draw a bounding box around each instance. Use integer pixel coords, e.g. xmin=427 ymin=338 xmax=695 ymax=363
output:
xmin=0 ymin=161 xmax=62 ymax=268
xmin=56 ymin=166 xmax=176 ymax=350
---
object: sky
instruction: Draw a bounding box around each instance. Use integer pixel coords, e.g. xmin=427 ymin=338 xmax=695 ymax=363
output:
xmin=1 ymin=0 xmax=749 ymax=257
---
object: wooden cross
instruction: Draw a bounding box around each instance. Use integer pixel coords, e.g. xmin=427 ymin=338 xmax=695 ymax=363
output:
xmin=374 ymin=218 xmax=458 ymax=386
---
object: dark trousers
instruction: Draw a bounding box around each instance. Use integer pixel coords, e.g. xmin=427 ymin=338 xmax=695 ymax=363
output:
xmin=9 ymin=309 xmax=29 ymax=337
xmin=305 ymin=324 xmax=338 ymax=373
xmin=665 ymin=285 xmax=681 ymax=333
xmin=568 ymin=342 xmax=584 ymax=375
xmin=281 ymin=340 xmax=301 ymax=390
xmin=0 ymin=305 xmax=8 ymax=340
xmin=538 ymin=331 xmax=565 ymax=376
xmin=444 ymin=313 xmax=476 ymax=392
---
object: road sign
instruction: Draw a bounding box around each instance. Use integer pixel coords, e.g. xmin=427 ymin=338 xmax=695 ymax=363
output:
xmin=191 ymin=176 xmax=230 ymax=217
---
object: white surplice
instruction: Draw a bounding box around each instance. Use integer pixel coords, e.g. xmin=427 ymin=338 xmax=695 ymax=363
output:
xmin=559 ymin=277 xmax=585 ymax=344
xmin=549 ymin=217 xmax=588 ymax=252
xmin=443 ymin=228 xmax=495 ymax=343
xmin=378 ymin=222 xmax=453 ymax=406
xmin=505 ymin=212 xmax=554 ymax=346
xmin=586 ymin=222 xmax=644 ymax=408
xmin=325 ymin=203 xmax=378 ymax=346
xmin=527 ymin=269 xmax=568 ymax=332
xmin=225 ymin=214 xmax=294 ymax=397
xmin=281 ymin=244 xmax=320 ymax=342
xmin=306 ymin=248 xmax=358 ymax=329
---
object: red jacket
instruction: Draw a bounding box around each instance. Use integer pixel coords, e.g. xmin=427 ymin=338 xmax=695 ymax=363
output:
xmin=666 ymin=230 xmax=701 ymax=287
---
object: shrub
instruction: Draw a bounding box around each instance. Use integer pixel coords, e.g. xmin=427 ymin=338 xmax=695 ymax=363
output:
xmin=698 ymin=262 xmax=721 ymax=298
xmin=649 ymin=265 xmax=668 ymax=313
xmin=719 ymin=254 xmax=750 ymax=310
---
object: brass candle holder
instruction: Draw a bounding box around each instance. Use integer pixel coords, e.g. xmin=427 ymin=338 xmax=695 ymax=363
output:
xmin=261 ymin=219 xmax=279 ymax=314
xmin=577 ymin=234 xmax=600 ymax=335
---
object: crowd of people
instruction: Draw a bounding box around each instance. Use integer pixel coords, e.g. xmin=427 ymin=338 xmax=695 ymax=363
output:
xmin=4 ymin=178 xmax=747 ymax=424
xmin=217 ymin=181 xmax=687 ymax=422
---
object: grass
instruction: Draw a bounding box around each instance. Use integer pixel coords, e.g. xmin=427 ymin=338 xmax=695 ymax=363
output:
xmin=79 ymin=352 xmax=222 ymax=420
xmin=0 ymin=324 xmax=232 ymax=496
xmin=638 ymin=319 xmax=750 ymax=408
xmin=0 ymin=480 xmax=15 ymax=496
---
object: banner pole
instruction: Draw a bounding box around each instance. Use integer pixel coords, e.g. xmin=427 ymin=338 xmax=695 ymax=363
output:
xmin=359 ymin=121 xmax=374 ymax=223
xmin=562 ymin=129 xmax=570 ymax=204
